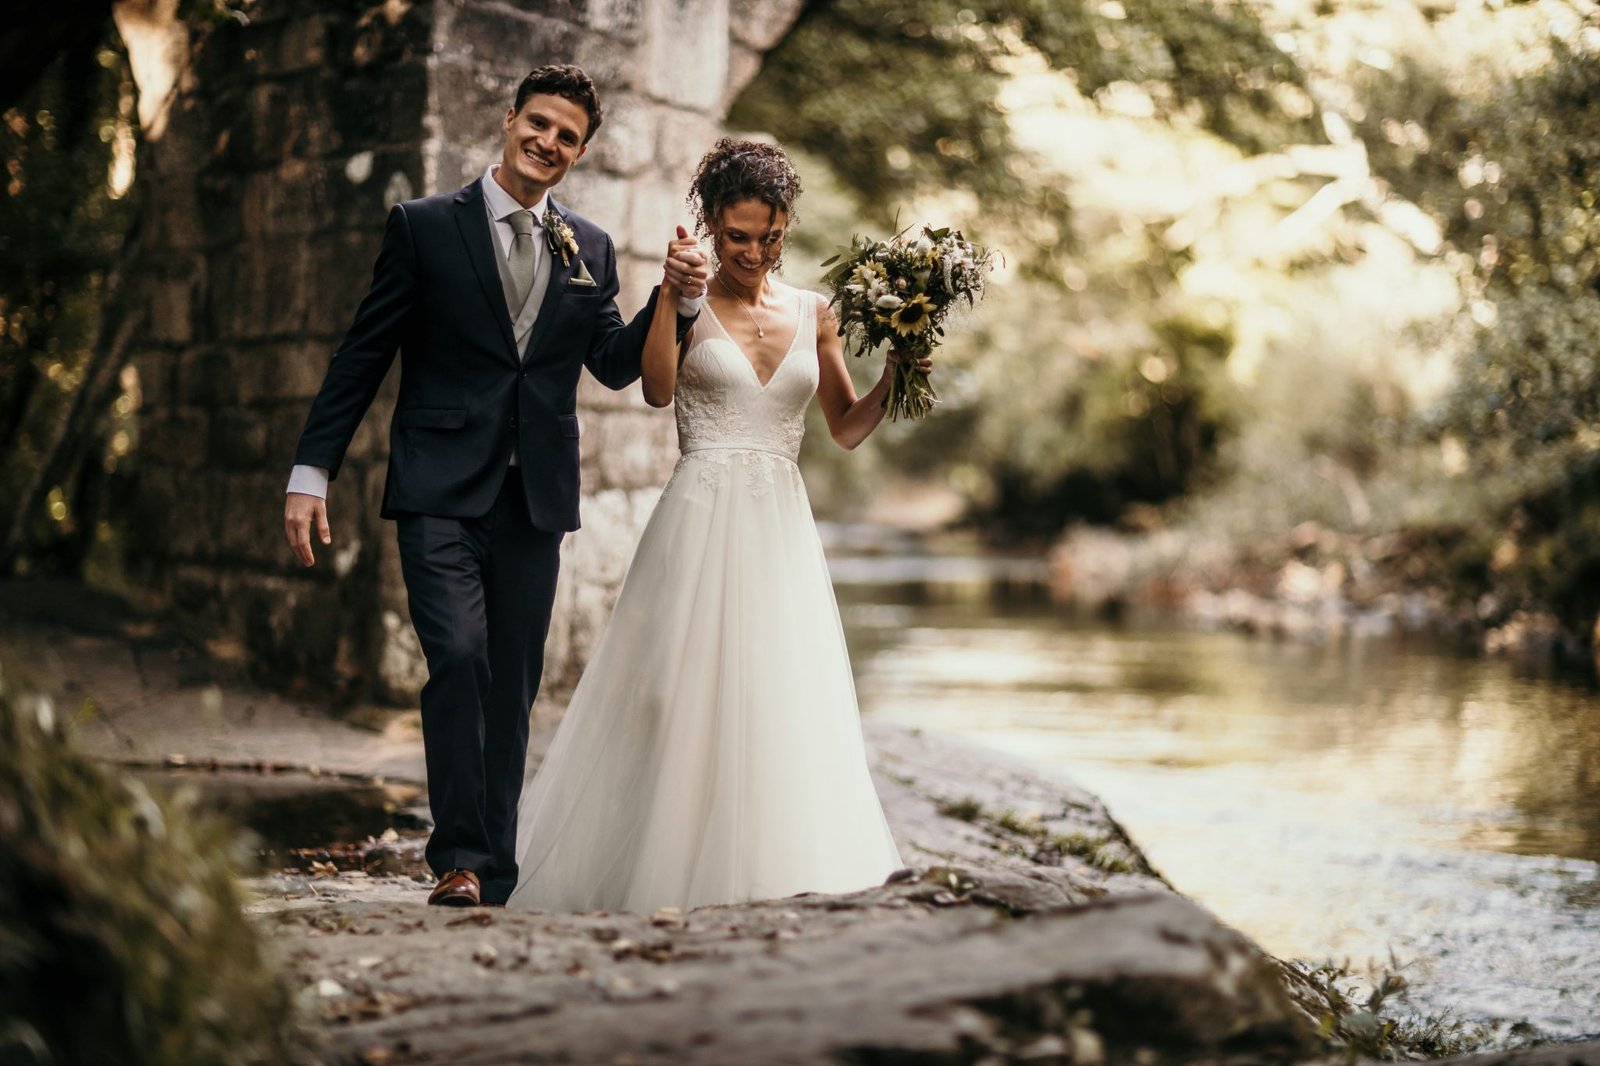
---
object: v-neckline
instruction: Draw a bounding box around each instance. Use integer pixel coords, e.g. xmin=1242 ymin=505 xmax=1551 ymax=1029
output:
xmin=705 ymin=289 xmax=803 ymax=390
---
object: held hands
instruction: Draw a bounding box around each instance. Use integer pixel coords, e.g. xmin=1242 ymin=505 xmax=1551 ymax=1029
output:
xmin=284 ymin=493 xmax=331 ymax=567
xmin=663 ymin=225 xmax=708 ymax=298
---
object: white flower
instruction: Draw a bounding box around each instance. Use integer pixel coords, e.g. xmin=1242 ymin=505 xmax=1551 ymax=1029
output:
xmin=875 ymin=293 xmax=905 ymax=310
xmin=913 ymin=236 xmax=935 ymax=257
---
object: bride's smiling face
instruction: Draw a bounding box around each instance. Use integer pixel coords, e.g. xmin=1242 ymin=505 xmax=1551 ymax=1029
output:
xmin=711 ymin=199 xmax=788 ymax=283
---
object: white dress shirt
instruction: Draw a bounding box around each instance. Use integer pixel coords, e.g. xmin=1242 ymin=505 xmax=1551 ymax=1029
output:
xmin=286 ymin=164 xmax=705 ymax=499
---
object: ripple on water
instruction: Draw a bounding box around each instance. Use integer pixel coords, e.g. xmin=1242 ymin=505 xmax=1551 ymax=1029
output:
xmin=841 ymin=589 xmax=1600 ymax=1040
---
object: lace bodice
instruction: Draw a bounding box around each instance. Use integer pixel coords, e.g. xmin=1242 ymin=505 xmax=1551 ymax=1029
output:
xmin=674 ymin=285 xmax=820 ymax=461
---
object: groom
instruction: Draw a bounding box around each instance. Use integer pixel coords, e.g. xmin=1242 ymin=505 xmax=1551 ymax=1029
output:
xmin=284 ymin=64 xmax=706 ymax=907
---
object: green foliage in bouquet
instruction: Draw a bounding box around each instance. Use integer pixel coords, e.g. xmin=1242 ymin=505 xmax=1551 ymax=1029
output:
xmin=0 ymin=664 xmax=308 ymax=1065
xmin=821 ymin=225 xmax=995 ymax=420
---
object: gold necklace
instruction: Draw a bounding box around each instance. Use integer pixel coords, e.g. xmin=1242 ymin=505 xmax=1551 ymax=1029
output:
xmin=715 ymin=274 xmax=765 ymax=339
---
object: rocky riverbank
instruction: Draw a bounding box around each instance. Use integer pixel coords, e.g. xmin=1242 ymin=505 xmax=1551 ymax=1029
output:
xmin=1047 ymin=522 xmax=1597 ymax=669
xmin=7 ymin=586 xmax=1599 ymax=1065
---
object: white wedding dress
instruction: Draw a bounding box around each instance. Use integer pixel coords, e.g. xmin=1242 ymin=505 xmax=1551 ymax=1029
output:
xmin=506 ymin=284 xmax=902 ymax=913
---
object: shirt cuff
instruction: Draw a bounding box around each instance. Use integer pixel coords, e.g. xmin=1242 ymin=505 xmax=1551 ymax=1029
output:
xmin=286 ymin=465 xmax=330 ymax=498
xmin=676 ymin=291 xmax=705 ymax=318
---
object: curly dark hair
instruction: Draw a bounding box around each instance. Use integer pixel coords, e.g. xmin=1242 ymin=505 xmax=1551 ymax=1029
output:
xmin=513 ymin=64 xmax=603 ymax=143
xmin=688 ymin=138 xmax=802 ymax=237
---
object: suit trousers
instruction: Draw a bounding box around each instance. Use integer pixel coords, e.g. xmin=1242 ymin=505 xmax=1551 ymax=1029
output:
xmin=395 ymin=470 xmax=562 ymax=904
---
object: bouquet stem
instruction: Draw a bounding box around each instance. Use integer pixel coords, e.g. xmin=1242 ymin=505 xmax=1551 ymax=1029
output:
xmin=886 ymin=357 xmax=938 ymax=421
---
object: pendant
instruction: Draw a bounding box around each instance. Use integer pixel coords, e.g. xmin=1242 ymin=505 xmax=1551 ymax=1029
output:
xmin=757 ymin=328 xmax=765 ymax=338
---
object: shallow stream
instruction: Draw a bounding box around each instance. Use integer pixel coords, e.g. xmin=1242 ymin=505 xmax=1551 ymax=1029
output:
xmin=831 ymin=530 xmax=1600 ymax=1040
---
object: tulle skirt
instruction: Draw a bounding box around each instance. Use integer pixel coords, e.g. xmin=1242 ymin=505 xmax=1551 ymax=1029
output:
xmin=506 ymin=446 xmax=902 ymax=913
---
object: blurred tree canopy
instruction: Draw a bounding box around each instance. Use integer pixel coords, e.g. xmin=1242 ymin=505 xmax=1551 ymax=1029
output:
xmin=734 ymin=0 xmax=1317 ymax=258
xmin=1350 ymin=25 xmax=1600 ymax=643
xmin=740 ymin=0 xmax=1329 ymax=530
xmin=745 ymin=0 xmax=1600 ymax=646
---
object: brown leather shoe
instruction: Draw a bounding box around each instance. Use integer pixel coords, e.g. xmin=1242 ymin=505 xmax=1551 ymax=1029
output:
xmin=427 ymin=869 xmax=481 ymax=907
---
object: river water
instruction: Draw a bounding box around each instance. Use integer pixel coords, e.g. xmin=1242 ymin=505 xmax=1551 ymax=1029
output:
xmin=829 ymin=534 xmax=1600 ymax=1041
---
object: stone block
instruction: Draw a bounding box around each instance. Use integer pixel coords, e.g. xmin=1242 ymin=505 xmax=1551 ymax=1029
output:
xmin=206 ymin=238 xmax=313 ymax=340
xmin=542 ymin=548 xmax=580 ymax=689
xmin=304 ymin=229 xmax=389 ymax=338
xmin=239 ymin=160 xmax=320 ymax=239
xmin=148 ymin=403 xmax=214 ymax=465
xmin=264 ymin=404 xmax=316 ymax=471
xmin=572 ymin=33 xmax=641 ymax=94
xmin=319 ymin=62 xmax=429 ymax=159
xmin=130 ymin=350 xmax=177 ymax=413
xmin=213 ymin=468 xmax=291 ymax=564
xmin=241 ymin=11 xmax=331 ymax=77
xmin=584 ymin=93 xmax=656 ymax=177
xmin=627 ymin=181 xmax=683 ymax=257
xmin=376 ymin=606 xmax=427 ymax=705
xmin=315 ymin=147 xmax=424 ymax=228
xmin=430 ymin=59 xmax=520 ymax=185
xmin=728 ymin=0 xmax=805 ymax=52
xmin=123 ymin=464 xmax=181 ymax=564
xmin=642 ymin=0 xmax=728 ymax=112
xmin=177 ymin=344 xmax=236 ymax=406
xmin=145 ymin=184 xmax=209 ymax=253
xmin=580 ymin=406 xmax=676 ymax=490
xmin=171 ymin=563 xmax=222 ymax=612
xmin=582 ymin=0 xmax=644 ymax=41
xmin=326 ymin=0 xmax=433 ymax=73
xmin=557 ymin=170 xmax=630 ymax=234
xmin=724 ymin=42 xmax=762 ymax=110
xmin=613 ymin=259 xmax=656 ymax=318
xmin=242 ymin=80 xmax=310 ymax=168
xmin=442 ymin=4 xmax=582 ymax=81
xmin=568 ymin=485 xmax=650 ymax=586
xmin=211 ymin=416 xmax=273 ymax=472
xmin=147 ymin=283 xmax=193 ymax=347
xmin=653 ymin=109 xmax=720 ymax=181
xmin=236 ymin=340 xmax=334 ymax=405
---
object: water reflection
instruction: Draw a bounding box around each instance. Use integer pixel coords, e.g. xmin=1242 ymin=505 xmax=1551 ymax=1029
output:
xmin=837 ymin=582 xmax=1600 ymax=1038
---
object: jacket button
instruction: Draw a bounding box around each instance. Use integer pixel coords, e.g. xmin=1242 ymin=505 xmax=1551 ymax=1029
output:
xmin=508 ymin=416 xmax=518 ymax=428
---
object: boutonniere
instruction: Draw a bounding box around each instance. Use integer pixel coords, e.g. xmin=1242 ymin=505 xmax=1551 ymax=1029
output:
xmin=542 ymin=206 xmax=579 ymax=268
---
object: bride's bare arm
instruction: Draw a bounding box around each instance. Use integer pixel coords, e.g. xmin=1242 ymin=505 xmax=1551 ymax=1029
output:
xmin=816 ymin=297 xmax=932 ymax=450
xmin=641 ymin=229 xmax=702 ymax=408
xmin=640 ymin=280 xmax=684 ymax=408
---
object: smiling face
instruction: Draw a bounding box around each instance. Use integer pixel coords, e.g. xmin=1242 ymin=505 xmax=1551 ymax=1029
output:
xmin=711 ymin=198 xmax=789 ymax=286
xmin=498 ymin=92 xmax=589 ymax=205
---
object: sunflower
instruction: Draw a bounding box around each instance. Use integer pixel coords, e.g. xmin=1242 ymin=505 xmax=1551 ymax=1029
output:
xmin=889 ymin=294 xmax=934 ymax=335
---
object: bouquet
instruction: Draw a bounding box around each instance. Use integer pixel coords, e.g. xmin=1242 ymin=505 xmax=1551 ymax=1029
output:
xmin=821 ymin=224 xmax=995 ymax=421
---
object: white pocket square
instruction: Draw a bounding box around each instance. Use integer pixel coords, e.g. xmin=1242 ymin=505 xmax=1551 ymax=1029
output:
xmin=568 ymin=260 xmax=598 ymax=287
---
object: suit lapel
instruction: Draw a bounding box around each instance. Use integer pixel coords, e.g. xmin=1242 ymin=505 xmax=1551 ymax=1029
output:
xmin=452 ymin=180 xmax=519 ymax=363
xmin=524 ymin=199 xmax=578 ymax=360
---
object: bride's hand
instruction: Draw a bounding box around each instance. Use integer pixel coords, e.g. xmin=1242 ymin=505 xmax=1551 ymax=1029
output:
xmin=886 ymin=348 xmax=934 ymax=374
xmin=664 ymin=225 xmax=708 ymax=298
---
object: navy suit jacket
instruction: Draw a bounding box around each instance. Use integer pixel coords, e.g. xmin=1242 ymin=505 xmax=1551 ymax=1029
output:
xmin=293 ymin=178 xmax=673 ymax=532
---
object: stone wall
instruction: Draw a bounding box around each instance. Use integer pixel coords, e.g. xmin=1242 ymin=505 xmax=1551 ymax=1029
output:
xmin=124 ymin=0 xmax=802 ymax=702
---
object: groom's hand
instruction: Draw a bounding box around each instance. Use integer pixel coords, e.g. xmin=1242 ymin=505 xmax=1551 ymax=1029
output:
xmin=664 ymin=225 xmax=707 ymax=297
xmin=285 ymin=493 xmax=331 ymax=567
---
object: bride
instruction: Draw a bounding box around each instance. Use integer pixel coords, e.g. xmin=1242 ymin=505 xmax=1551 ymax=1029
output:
xmin=506 ymin=139 xmax=925 ymax=912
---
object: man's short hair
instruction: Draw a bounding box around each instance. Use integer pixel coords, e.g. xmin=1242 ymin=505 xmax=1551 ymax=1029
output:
xmin=513 ymin=65 xmax=604 ymax=144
